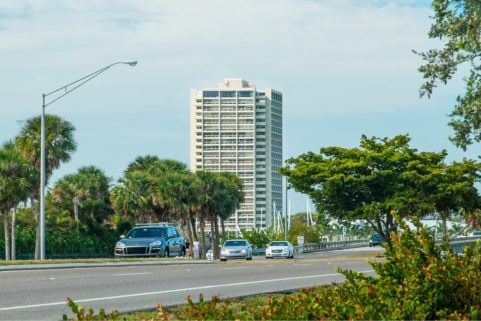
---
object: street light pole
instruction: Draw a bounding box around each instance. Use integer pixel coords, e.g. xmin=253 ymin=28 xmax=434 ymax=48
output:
xmin=39 ymin=61 xmax=137 ymax=260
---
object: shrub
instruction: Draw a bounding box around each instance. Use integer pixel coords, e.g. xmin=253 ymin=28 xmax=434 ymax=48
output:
xmin=64 ymin=215 xmax=481 ymax=320
xmin=173 ymin=216 xmax=481 ymax=320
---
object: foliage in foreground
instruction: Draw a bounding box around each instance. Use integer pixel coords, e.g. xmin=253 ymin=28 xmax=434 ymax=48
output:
xmin=63 ymin=217 xmax=481 ymax=320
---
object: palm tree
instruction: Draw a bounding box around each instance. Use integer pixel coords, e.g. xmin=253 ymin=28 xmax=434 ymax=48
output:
xmin=112 ymin=158 xmax=192 ymax=223
xmin=126 ymin=156 xmax=188 ymax=175
xmin=193 ymin=171 xmax=244 ymax=259
xmin=156 ymin=171 xmax=199 ymax=256
xmin=125 ymin=155 xmax=162 ymax=173
xmin=212 ymin=172 xmax=244 ymax=258
xmin=50 ymin=166 xmax=112 ymax=230
xmin=195 ymin=170 xmax=216 ymax=259
xmin=110 ymin=171 xmax=156 ymax=223
xmin=16 ymin=114 xmax=77 ymax=259
xmin=0 ymin=141 xmax=35 ymax=260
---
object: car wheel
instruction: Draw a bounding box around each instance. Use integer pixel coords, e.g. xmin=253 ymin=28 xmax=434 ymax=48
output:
xmin=220 ymin=258 xmax=226 ymax=262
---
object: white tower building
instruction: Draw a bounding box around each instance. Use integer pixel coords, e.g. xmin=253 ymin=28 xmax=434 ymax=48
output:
xmin=190 ymin=79 xmax=283 ymax=232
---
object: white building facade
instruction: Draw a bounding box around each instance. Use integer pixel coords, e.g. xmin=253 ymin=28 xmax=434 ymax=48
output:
xmin=190 ymin=79 xmax=283 ymax=232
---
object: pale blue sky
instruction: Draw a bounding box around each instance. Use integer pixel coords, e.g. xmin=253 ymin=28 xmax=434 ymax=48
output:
xmin=1 ymin=0 xmax=477 ymax=214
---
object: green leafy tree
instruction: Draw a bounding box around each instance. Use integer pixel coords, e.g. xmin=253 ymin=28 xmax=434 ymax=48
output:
xmin=240 ymin=228 xmax=271 ymax=249
xmin=15 ymin=114 xmax=76 ymax=259
xmin=279 ymin=135 xmax=457 ymax=244
xmin=420 ymin=159 xmax=481 ymax=240
xmin=415 ymin=0 xmax=481 ymax=150
xmin=288 ymin=220 xmax=319 ymax=245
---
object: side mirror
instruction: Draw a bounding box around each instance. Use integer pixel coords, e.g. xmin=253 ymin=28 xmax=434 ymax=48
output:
xmin=120 ymin=235 xmax=125 ymax=239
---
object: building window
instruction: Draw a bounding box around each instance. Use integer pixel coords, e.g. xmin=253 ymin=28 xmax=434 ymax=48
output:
xmin=203 ymin=91 xmax=219 ymax=98
xmin=238 ymin=91 xmax=253 ymax=98
xmin=221 ymin=91 xmax=236 ymax=98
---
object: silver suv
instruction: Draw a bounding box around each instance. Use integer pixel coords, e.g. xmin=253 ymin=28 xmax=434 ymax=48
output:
xmin=114 ymin=223 xmax=186 ymax=258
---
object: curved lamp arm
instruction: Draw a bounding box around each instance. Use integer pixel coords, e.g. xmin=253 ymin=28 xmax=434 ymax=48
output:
xmin=43 ymin=61 xmax=137 ymax=107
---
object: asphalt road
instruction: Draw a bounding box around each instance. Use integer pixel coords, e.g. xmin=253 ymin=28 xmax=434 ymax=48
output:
xmin=0 ymin=247 xmax=384 ymax=321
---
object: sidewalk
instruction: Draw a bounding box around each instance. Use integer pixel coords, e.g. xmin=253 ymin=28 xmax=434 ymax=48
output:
xmin=0 ymin=258 xmax=214 ymax=271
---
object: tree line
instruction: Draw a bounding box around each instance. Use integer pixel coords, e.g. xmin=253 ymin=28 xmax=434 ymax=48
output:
xmin=2 ymin=117 xmax=481 ymax=261
xmin=0 ymin=114 xmax=244 ymax=260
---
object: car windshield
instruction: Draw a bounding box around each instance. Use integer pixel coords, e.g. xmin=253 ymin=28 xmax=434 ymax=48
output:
xmin=270 ymin=241 xmax=288 ymax=246
xmin=126 ymin=227 xmax=166 ymax=238
xmin=224 ymin=240 xmax=247 ymax=247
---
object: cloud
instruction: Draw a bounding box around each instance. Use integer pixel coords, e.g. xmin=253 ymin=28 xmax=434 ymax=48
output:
xmin=3 ymin=0 xmax=474 ymax=214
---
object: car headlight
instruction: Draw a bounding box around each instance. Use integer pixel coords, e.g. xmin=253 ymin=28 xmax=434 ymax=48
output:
xmin=150 ymin=240 xmax=162 ymax=247
xmin=266 ymin=248 xmax=271 ymax=254
xmin=221 ymin=248 xmax=229 ymax=254
xmin=240 ymin=248 xmax=247 ymax=254
xmin=115 ymin=241 xmax=125 ymax=248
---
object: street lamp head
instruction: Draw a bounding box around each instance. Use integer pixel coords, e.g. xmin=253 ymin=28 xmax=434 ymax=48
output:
xmin=125 ymin=61 xmax=138 ymax=67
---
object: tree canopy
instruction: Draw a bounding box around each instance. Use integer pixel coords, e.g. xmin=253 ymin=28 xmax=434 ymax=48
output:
xmin=279 ymin=134 xmax=481 ymax=241
xmin=415 ymin=0 xmax=481 ymax=150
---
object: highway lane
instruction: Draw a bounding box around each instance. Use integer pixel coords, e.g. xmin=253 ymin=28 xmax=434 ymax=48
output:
xmin=0 ymin=247 xmax=384 ymax=321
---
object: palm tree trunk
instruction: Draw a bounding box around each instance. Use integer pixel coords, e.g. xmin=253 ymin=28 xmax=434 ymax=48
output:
xmin=199 ymin=213 xmax=206 ymax=260
xmin=3 ymin=213 xmax=11 ymax=260
xmin=213 ymin=216 xmax=220 ymax=259
xmin=221 ymin=218 xmax=226 ymax=244
xmin=32 ymin=199 xmax=40 ymax=260
xmin=209 ymin=219 xmax=215 ymax=259
xmin=11 ymin=207 xmax=17 ymax=261
xmin=185 ymin=213 xmax=193 ymax=258
xmin=73 ymin=196 xmax=79 ymax=233
xmin=190 ymin=215 xmax=197 ymax=241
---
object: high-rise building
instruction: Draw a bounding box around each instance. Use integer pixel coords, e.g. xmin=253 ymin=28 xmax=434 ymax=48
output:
xmin=190 ymin=79 xmax=283 ymax=232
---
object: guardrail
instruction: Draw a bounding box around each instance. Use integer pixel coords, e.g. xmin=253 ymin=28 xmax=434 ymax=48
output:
xmin=253 ymin=236 xmax=481 ymax=256
xmin=301 ymin=239 xmax=369 ymax=253
xmin=436 ymin=236 xmax=481 ymax=253
xmin=252 ymin=238 xmax=370 ymax=256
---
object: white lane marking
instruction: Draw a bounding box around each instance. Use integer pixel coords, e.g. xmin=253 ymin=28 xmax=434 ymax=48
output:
xmin=113 ymin=272 xmax=152 ymax=276
xmin=0 ymin=270 xmax=374 ymax=311
xmin=223 ymin=267 xmax=249 ymax=270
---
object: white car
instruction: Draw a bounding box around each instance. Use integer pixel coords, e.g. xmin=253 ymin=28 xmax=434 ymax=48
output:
xmin=220 ymin=239 xmax=253 ymax=261
xmin=265 ymin=241 xmax=294 ymax=259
